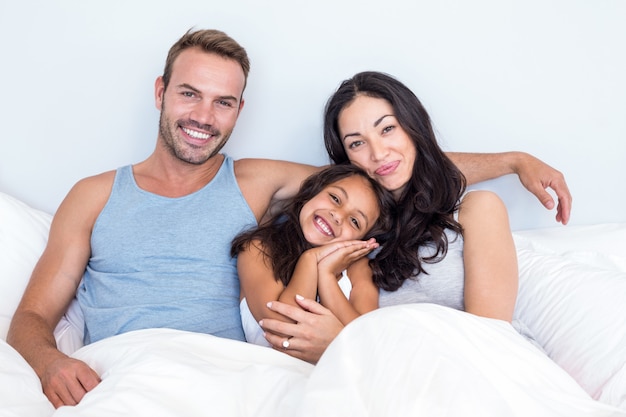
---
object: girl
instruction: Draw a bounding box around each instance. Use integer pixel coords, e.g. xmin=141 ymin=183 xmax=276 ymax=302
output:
xmin=231 ymin=164 xmax=395 ymax=347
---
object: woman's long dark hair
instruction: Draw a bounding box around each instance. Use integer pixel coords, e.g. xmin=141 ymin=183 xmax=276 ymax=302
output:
xmin=323 ymin=71 xmax=466 ymax=291
xmin=231 ymin=164 xmax=395 ymax=286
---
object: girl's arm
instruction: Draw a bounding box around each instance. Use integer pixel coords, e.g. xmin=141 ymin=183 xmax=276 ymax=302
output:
xmin=458 ymin=190 xmax=518 ymax=322
xmin=277 ymin=250 xmax=320 ymax=308
xmin=345 ymin=257 xmax=379 ymax=315
xmin=238 ymin=240 xmax=319 ymax=325
xmin=279 ymin=240 xmax=374 ymax=312
xmin=237 ymin=240 xmax=298 ymax=326
xmin=317 ymin=252 xmax=379 ymax=326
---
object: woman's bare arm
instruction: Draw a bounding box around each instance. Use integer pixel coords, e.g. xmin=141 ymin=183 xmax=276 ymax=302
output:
xmin=458 ymin=190 xmax=518 ymax=322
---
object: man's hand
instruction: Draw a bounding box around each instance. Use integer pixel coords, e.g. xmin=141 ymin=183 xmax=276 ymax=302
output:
xmin=514 ymin=153 xmax=572 ymax=225
xmin=260 ymin=295 xmax=344 ymax=364
xmin=41 ymin=356 xmax=101 ymax=408
xmin=448 ymin=151 xmax=572 ymax=225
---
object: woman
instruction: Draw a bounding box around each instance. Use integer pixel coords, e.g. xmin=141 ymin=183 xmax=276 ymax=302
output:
xmin=260 ymin=71 xmax=519 ymax=362
xmin=325 ymin=71 xmax=518 ymax=320
xmin=232 ymin=164 xmax=394 ymax=347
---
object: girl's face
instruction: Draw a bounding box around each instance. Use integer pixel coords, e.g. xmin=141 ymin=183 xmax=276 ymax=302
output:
xmin=337 ymin=95 xmax=416 ymax=198
xmin=299 ymin=175 xmax=381 ymax=246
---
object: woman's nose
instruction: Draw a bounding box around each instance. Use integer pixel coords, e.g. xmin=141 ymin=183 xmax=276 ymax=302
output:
xmin=369 ymin=139 xmax=389 ymax=162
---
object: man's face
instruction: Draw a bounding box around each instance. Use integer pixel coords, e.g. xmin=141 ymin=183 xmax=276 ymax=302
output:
xmin=155 ymin=47 xmax=246 ymax=165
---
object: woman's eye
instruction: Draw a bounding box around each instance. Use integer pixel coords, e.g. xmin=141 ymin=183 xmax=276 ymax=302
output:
xmin=382 ymin=125 xmax=394 ymax=134
xmin=348 ymin=140 xmax=363 ymax=149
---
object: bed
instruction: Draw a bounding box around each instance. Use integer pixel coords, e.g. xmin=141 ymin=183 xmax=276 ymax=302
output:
xmin=1 ymin=189 xmax=625 ymax=416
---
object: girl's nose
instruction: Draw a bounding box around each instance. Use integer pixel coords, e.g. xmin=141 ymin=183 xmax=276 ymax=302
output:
xmin=330 ymin=210 xmax=344 ymax=225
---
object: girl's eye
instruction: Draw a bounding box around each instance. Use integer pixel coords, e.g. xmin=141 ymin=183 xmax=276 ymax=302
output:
xmin=351 ymin=217 xmax=361 ymax=229
xmin=330 ymin=193 xmax=340 ymax=203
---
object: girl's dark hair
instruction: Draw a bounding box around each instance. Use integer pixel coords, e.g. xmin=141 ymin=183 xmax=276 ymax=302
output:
xmin=231 ymin=164 xmax=395 ymax=286
xmin=323 ymin=71 xmax=466 ymax=291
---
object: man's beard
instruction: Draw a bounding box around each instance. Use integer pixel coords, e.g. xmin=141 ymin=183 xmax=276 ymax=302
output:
xmin=158 ymin=111 xmax=230 ymax=165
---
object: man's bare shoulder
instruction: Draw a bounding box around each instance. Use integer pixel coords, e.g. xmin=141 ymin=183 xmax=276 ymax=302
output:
xmin=57 ymin=170 xmax=117 ymax=221
xmin=71 ymin=170 xmax=116 ymax=196
xmin=233 ymin=159 xmax=322 ymax=221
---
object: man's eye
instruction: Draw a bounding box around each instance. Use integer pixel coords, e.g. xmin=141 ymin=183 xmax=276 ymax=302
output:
xmin=182 ymin=91 xmax=195 ymax=98
xmin=218 ymin=100 xmax=233 ymax=107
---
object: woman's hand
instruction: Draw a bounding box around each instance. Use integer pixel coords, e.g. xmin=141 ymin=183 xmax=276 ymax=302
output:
xmin=260 ymin=295 xmax=344 ymax=364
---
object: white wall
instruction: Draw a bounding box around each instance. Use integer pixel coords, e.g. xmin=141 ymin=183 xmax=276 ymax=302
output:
xmin=1 ymin=0 xmax=624 ymax=230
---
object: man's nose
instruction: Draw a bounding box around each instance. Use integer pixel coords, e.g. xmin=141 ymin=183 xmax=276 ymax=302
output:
xmin=190 ymin=100 xmax=216 ymax=126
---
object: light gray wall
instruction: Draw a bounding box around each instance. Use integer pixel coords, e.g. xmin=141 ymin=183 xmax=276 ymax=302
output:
xmin=1 ymin=0 xmax=624 ymax=230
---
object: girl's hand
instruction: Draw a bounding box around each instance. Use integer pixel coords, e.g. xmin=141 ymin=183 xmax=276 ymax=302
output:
xmin=313 ymin=238 xmax=378 ymax=277
xmin=306 ymin=238 xmax=377 ymax=262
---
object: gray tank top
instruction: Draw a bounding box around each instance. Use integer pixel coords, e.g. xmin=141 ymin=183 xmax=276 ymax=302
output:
xmin=379 ymin=229 xmax=465 ymax=309
xmin=378 ymin=220 xmax=538 ymax=347
xmin=77 ymin=155 xmax=255 ymax=344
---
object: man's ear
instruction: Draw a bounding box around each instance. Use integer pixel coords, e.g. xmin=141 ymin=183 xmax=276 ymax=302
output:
xmin=155 ymin=76 xmax=165 ymax=110
xmin=238 ymin=98 xmax=245 ymax=115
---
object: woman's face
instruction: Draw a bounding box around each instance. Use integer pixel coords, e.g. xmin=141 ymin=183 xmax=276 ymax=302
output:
xmin=337 ymin=95 xmax=416 ymax=198
xmin=299 ymin=175 xmax=380 ymax=247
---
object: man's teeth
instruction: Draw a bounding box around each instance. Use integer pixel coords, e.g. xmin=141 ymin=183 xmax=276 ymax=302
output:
xmin=316 ymin=217 xmax=332 ymax=236
xmin=183 ymin=127 xmax=210 ymax=139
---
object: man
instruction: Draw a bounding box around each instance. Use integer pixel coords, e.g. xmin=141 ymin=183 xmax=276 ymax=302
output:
xmin=7 ymin=28 xmax=571 ymax=408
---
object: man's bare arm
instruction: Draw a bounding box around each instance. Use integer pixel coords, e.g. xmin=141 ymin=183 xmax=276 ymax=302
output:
xmin=7 ymin=174 xmax=112 ymax=407
xmin=447 ymin=151 xmax=572 ymax=225
xmin=235 ymin=159 xmax=323 ymax=222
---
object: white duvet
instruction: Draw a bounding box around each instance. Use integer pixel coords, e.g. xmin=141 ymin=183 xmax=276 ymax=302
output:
xmin=1 ymin=304 xmax=624 ymax=417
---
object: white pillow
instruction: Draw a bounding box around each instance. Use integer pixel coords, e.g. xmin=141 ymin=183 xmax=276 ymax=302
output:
xmin=514 ymin=224 xmax=626 ymax=272
xmin=0 ymin=192 xmax=52 ymax=341
xmin=514 ymin=247 xmax=626 ymax=409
